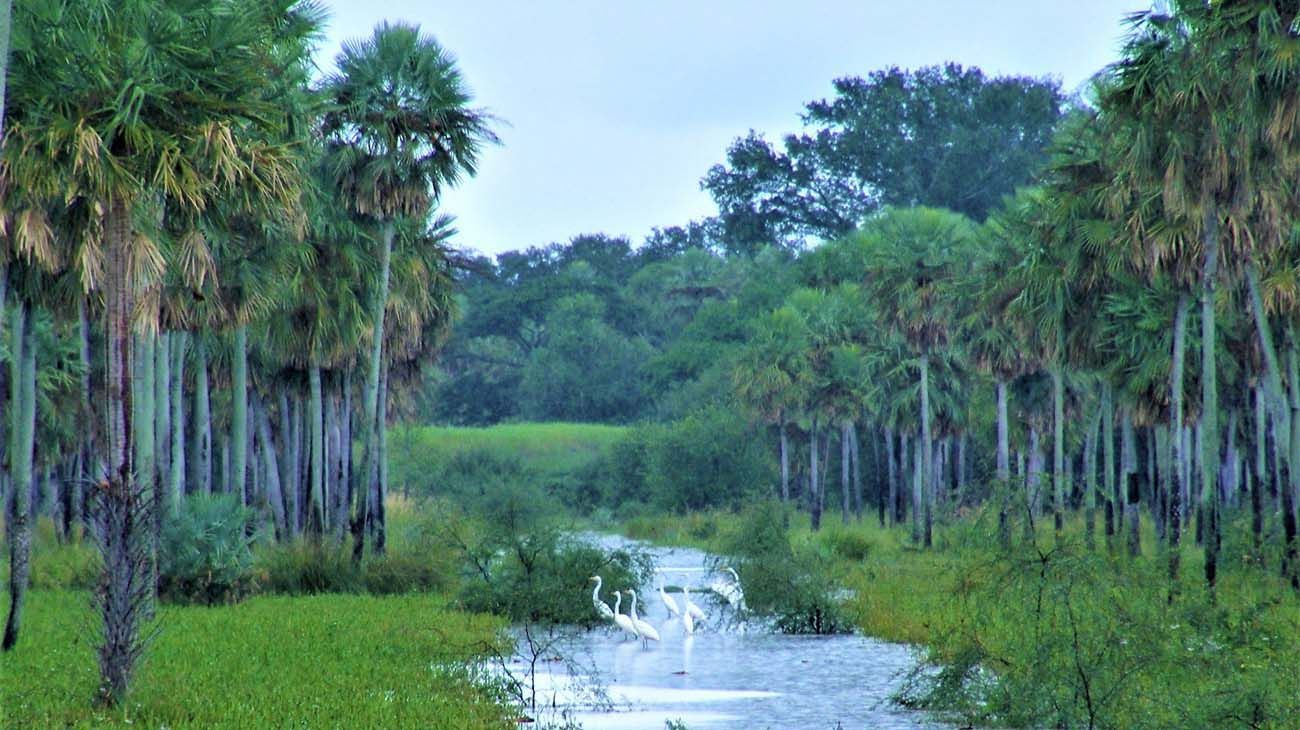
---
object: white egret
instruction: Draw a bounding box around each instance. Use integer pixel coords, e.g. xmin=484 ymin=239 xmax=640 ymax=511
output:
xmin=589 ymin=575 xmax=614 ymax=620
xmin=682 ymin=584 xmax=707 ymax=622
xmin=682 ymin=603 xmax=695 ymax=634
xmin=625 ymin=589 xmax=661 ymax=646
xmin=657 ymin=573 xmax=680 ymax=617
xmin=611 ymin=591 xmax=638 ymax=639
xmin=711 ymin=566 xmax=746 ymax=608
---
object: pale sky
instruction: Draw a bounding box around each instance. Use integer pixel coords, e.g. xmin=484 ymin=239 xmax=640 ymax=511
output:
xmin=317 ymin=1 xmax=1143 ymax=256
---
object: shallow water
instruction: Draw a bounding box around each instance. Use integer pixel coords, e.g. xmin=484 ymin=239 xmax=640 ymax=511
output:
xmin=512 ymin=535 xmax=944 ymax=729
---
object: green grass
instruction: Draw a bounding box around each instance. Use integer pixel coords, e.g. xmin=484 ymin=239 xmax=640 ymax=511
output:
xmin=0 ymin=590 xmax=512 ymax=728
xmin=389 ymin=422 xmax=626 ymax=477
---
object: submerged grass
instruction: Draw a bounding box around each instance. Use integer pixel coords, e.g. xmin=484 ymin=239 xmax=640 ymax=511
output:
xmin=0 ymin=590 xmax=512 ymax=728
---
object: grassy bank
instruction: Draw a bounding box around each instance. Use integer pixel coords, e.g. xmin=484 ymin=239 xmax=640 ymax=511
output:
xmin=620 ymin=506 xmax=1300 ymax=728
xmin=0 ymin=590 xmax=510 ymax=728
xmin=389 ymin=422 xmax=626 ymax=480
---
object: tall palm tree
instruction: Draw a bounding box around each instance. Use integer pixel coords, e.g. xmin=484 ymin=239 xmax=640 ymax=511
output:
xmin=859 ymin=206 xmax=976 ymax=546
xmin=322 ymin=21 xmax=496 ymax=559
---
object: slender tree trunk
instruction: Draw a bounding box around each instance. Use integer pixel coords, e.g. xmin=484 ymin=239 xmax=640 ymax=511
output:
xmin=352 ymin=221 xmax=395 ymax=560
xmin=134 ymin=334 xmax=157 ymax=591
xmin=810 ymin=422 xmax=822 ymax=532
xmin=154 ymin=333 xmax=169 ymax=501
xmin=290 ymin=394 xmax=303 ymax=535
xmin=325 ymin=390 xmax=339 ymax=537
xmin=374 ymin=363 xmax=390 ymax=555
xmin=1254 ymin=382 xmax=1266 ymax=561
xmin=1199 ymin=215 xmax=1220 ymax=596
xmin=1051 ymin=366 xmax=1065 ymax=535
xmin=996 ymin=379 xmax=1011 ymax=542
xmin=3 ymin=302 xmax=34 ymax=650
xmin=1026 ymin=428 xmax=1042 ymax=541
xmin=885 ymin=426 xmax=897 ymax=526
xmin=840 ymin=421 xmax=851 ymax=525
xmin=852 ymin=422 xmax=864 ymax=520
xmin=169 ymin=333 xmax=185 ymax=512
xmin=278 ymin=390 xmax=295 ymax=536
xmin=1247 ymin=260 xmax=1291 ymax=470
xmin=912 ymin=431 xmax=923 ymax=542
xmin=308 ymin=366 xmax=325 ymax=536
xmin=1084 ymin=404 xmax=1100 ymax=551
xmin=191 ymin=339 xmax=211 ymax=495
xmin=920 ymin=352 xmax=932 ymax=548
xmin=1103 ymin=384 xmax=1116 ymax=543
xmin=75 ymin=296 xmax=91 ymax=534
xmin=956 ymin=433 xmax=966 ymax=505
xmin=1166 ymin=292 xmax=1190 ymax=590
xmin=779 ymin=419 xmax=789 ymax=502
xmin=253 ymin=393 xmax=287 ymax=540
xmin=231 ymin=325 xmax=248 ymax=506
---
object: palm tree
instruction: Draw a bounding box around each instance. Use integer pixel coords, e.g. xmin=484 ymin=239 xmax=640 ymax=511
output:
xmin=734 ymin=307 xmax=808 ymax=502
xmin=859 ymin=206 xmax=977 ymax=546
xmin=321 ymin=21 xmax=496 ymax=559
xmin=2 ymin=0 xmax=317 ymax=702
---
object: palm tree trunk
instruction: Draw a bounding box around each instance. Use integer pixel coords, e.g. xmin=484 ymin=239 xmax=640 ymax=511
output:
xmin=325 ymin=390 xmax=338 ymax=537
xmin=155 ymin=333 xmax=170 ymax=502
xmin=853 ymin=422 xmax=865 ymax=520
xmin=809 ymin=422 xmax=822 ymax=532
xmin=291 ymin=393 xmax=305 ymax=535
xmin=1026 ymin=427 xmax=1042 ymax=541
xmin=169 ymin=333 xmax=185 ymax=512
xmin=779 ymin=419 xmax=789 ymax=501
xmin=1254 ymin=382 xmax=1266 ymax=560
xmin=308 ymin=365 xmax=325 ymax=536
xmin=912 ymin=432 xmax=923 ymax=541
xmin=3 ymin=301 xmax=34 ymax=650
xmin=1052 ymin=366 xmax=1065 ymax=535
xmin=1199 ymin=216 xmax=1220 ymax=595
xmin=253 ymin=392 xmax=287 ymax=540
xmin=1246 ymin=260 xmax=1291 ymax=465
xmin=1085 ymin=403 xmax=1100 ymax=550
xmin=278 ymin=389 xmax=296 ymax=536
xmin=231 ymin=324 xmax=249 ymax=507
xmin=98 ymin=194 xmax=146 ymax=704
xmin=75 ymin=296 xmax=91 ymax=534
xmin=886 ymin=427 xmax=897 ymax=525
xmin=352 ymin=220 xmax=395 ymax=560
xmin=191 ymin=338 xmax=211 ymax=495
xmin=1168 ymin=292 xmax=1190 ymax=589
xmin=374 ymin=362 xmax=390 ymax=555
xmin=840 ymin=421 xmax=851 ymax=525
xmin=1103 ymin=384 xmax=1116 ymax=543
xmin=134 ymin=334 xmax=157 ymax=590
xmin=920 ymin=352 xmax=932 ymax=548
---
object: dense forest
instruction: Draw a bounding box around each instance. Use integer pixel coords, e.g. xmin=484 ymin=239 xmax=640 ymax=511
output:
xmin=9 ymin=1 xmax=1300 ymax=728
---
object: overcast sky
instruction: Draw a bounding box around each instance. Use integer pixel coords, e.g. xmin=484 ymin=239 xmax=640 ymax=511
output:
xmin=317 ymin=1 xmax=1143 ymax=257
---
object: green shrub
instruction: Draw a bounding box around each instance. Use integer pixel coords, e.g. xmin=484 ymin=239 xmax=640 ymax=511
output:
xmin=456 ymin=525 xmax=652 ymax=627
xmin=159 ymin=495 xmax=259 ymax=605
xmin=715 ymin=501 xmax=850 ymax=634
xmin=256 ymin=541 xmax=363 ymax=595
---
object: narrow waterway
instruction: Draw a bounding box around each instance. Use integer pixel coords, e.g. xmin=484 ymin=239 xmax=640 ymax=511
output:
xmin=513 ymin=535 xmax=944 ymax=729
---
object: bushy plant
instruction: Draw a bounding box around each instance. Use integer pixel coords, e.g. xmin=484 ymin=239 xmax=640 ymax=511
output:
xmin=715 ymin=501 xmax=850 ymax=634
xmin=159 ymin=495 xmax=259 ymax=605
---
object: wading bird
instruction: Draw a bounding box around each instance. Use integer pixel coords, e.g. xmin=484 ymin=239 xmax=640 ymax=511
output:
xmin=626 ymin=589 xmax=661 ymax=647
xmin=612 ymin=591 xmax=638 ymax=640
xmin=657 ymin=573 xmax=680 ymax=617
xmin=589 ymin=575 xmax=614 ymax=620
xmin=682 ymin=584 xmax=707 ymax=623
xmin=712 ymin=566 xmax=746 ymax=609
